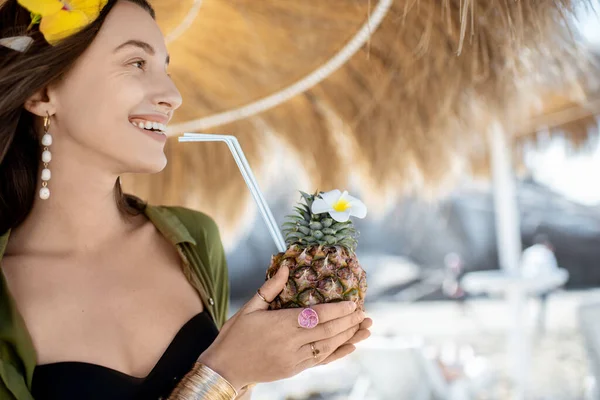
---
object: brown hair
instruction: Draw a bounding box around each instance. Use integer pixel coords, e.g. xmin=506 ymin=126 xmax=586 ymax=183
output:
xmin=0 ymin=0 xmax=155 ymax=234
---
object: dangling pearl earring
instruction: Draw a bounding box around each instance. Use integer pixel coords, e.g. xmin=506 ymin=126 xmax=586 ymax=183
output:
xmin=39 ymin=113 xmax=52 ymax=200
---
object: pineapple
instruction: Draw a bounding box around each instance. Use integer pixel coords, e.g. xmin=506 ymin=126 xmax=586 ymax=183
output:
xmin=266 ymin=191 xmax=367 ymax=311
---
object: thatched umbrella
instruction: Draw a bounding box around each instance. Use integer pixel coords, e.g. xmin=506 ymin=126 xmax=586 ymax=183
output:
xmin=139 ymin=6 xmax=596 ymax=395
xmin=469 ymin=75 xmax=600 ymax=179
xmin=519 ymin=91 xmax=600 ymax=147
xmin=122 ymin=0 xmax=597 ymax=240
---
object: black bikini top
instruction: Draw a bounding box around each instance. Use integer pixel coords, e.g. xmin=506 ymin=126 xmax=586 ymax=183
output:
xmin=31 ymin=310 xmax=219 ymax=400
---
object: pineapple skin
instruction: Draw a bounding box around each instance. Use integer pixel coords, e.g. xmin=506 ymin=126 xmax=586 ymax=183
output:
xmin=266 ymin=244 xmax=367 ymax=311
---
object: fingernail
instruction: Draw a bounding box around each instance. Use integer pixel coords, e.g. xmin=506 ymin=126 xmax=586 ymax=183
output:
xmin=351 ymin=302 xmax=357 ymax=310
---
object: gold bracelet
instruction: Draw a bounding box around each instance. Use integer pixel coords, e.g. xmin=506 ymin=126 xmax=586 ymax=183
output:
xmin=168 ymin=362 xmax=238 ymax=400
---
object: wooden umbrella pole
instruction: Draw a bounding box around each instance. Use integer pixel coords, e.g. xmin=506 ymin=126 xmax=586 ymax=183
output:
xmin=490 ymin=122 xmax=522 ymax=274
xmin=489 ymin=122 xmax=528 ymax=400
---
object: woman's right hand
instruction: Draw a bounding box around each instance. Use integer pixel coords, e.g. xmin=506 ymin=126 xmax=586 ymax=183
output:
xmin=197 ymin=265 xmax=370 ymax=391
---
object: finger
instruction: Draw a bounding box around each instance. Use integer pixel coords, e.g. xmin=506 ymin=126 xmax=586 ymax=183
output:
xmin=298 ymin=323 xmax=360 ymax=364
xmin=244 ymin=265 xmax=289 ymax=313
xmin=296 ymin=343 xmax=357 ymax=372
xmin=359 ymin=317 xmax=373 ymax=330
xmin=318 ymin=344 xmax=356 ymax=366
xmin=307 ymin=301 xmax=357 ymax=325
xmin=345 ymin=328 xmax=371 ymax=345
xmin=303 ymin=309 xmax=365 ymax=342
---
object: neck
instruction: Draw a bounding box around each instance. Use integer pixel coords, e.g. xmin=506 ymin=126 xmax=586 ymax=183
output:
xmin=6 ymin=143 xmax=143 ymax=257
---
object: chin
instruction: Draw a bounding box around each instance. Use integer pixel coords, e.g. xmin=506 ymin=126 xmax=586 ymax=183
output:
xmin=131 ymin=154 xmax=168 ymax=174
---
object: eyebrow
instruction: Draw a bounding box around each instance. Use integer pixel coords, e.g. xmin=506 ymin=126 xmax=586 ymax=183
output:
xmin=114 ymin=39 xmax=170 ymax=65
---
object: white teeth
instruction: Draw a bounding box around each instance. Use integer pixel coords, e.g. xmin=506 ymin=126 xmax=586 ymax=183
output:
xmin=130 ymin=120 xmax=167 ymax=133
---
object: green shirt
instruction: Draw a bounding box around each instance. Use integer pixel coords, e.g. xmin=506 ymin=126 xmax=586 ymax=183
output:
xmin=0 ymin=205 xmax=230 ymax=400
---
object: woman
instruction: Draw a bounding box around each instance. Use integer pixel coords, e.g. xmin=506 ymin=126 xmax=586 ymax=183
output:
xmin=0 ymin=0 xmax=373 ymax=399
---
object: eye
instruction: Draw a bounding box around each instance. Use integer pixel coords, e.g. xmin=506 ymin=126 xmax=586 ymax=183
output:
xmin=130 ymin=59 xmax=146 ymax=69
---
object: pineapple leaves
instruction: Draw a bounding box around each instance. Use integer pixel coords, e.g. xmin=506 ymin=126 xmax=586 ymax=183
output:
xmin=309 ymin=221 xmax=323 ymax=230
xmin=331 ymin=222 xmax=351 ymax=231
xmin=324 ymin=235 xmax=337 ymax=245
xmin=299 ymin=191 xmax=315 ymax=207
xmin=284 ymin=214 xmax=304 ymax=222
xmin=282 ymin=189 xmax=361 ymax=252
xmin=293 ymin=206 xmax=311 ymax=222
xmin=322 ymin=218 xmax=334 ymax=228
xmin=297 ymin=203 xmax=311 ymax=213
xmin=335 ymin=228 xmax=358 ymax=238
xmin=298 ymin=226 xmax=311 ymax=235
xmin=339 ymin=241 xmax=357 ymax=252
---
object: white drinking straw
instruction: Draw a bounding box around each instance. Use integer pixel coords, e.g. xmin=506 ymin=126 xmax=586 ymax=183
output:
xmin=178 ymin=133 xmax=287 ymax=253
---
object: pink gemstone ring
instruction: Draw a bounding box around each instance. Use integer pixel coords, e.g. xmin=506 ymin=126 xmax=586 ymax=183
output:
xmin=298 ymin=308 xmax=319 ymax=329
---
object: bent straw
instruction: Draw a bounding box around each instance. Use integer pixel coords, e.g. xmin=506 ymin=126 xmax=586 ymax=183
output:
xmin=178 ymin=133 xmax=287 ymax=253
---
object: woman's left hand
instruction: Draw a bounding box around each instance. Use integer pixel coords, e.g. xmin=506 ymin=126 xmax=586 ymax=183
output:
xmin=235 ymin=317 xmax=372 ymax=397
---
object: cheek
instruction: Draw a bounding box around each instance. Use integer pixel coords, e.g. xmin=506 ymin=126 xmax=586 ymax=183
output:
xmin=57 ymin=75 xmax=146 ymax=139
xmin=98 ymin=77 xmax=146 ymax=126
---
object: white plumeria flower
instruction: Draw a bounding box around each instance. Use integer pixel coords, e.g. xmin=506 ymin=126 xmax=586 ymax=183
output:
xmin=311 ymin=189 xmax=367 ymax=222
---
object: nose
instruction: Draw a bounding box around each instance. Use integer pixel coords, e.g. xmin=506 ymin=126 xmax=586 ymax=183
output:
xmin=152 ymin=73 xmax=183 ymax=113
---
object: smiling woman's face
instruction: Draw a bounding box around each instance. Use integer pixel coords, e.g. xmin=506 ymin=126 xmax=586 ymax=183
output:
xmin=47 ymin=0 xmax=182 ymax=174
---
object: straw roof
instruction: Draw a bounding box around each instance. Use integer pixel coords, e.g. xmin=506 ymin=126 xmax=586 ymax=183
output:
xmin=519 ymin=90 xmax=600 ymax=146
xmin=78 ymin=1 xmax=600 ymax=242
xmin=121 ymin=0 xmax=599 ymax=243
xmin=469 ymin=72 xmax=600 ymax=179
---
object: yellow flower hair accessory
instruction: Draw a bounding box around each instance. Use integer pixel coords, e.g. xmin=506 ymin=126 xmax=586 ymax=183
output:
xmin=17 ymin=0 xmax=108 ymax=45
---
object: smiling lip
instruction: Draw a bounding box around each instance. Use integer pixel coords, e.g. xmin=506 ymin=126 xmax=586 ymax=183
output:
xmin=129 ymin=114 xmax=170 ymax=125
xmin=129 ymin=113 xmax=169 ymax=142
xmin=134 ymin=124 xmax=167 ymax=143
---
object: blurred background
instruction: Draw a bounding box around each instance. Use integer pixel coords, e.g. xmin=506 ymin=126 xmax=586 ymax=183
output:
xmin=124 ymin=1 xmax=600 ymax=399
